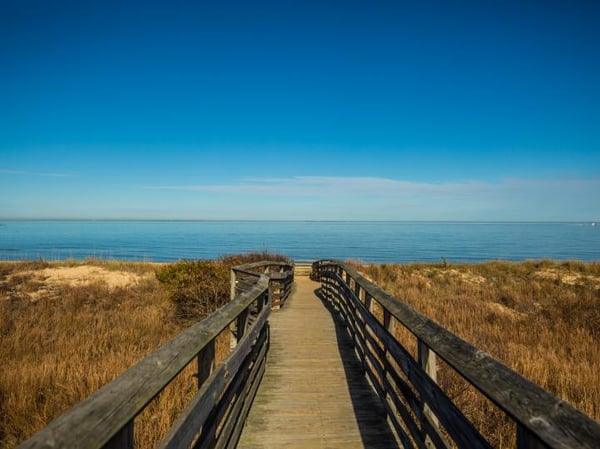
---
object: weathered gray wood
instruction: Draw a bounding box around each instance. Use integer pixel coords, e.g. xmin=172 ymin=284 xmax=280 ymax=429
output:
xmin=383 ymin=310 xmax=393 ymax=334
xmin=236 ymin=309 xmax=249 ymax=340
xmin=197 ymin=339 xmax=215 ymax=389
xmin=330 ymin=284 xmax=427 ymax=449
xmin=236 ymin=263 xmax=293 ymax=310
xmin=238 ymin=276 xmax=400 ymax=449
xmin=383 ymin=396 xmax=416 ymax=449
xmin=383 ymin=350 xmax=452 ymax=449
xmin=418 ymin=340 xmax=439 ymax=449
xmin=386 ymin=370 xmax=445 ymax=449
xmin=362 ymin=356 xmax=414 ymax=449
xmin=19 ymin=261 xmax=293 ymax=449
xmin=517 ymin=424 xmax=551 ymax=449
xmin=224 ymin=357 xmax=266 ymax=449
xmin=422 ymin=414 xmax=451 ymax=449
xmin=233 ymin=261 xmax=293 ymax=272
xmin=384 ymin=377 xmax=427 ymax=449
xmin=195 ymin=330 xmax=268 ymax=449
xmin=234 ymin=280 xmax=258 ymax=294
xmin=18 ymin=277 xmax=269 ymax=449
xmin=268 ymin=274 xmax=293 ymax=308
xmin=334 ymin=275 xmax=490 ymax=449
xmin=104 ymin=421 xmax=133 ymax=449
xmin=314 ymin=261 xmax=600 ymax=449
xmin=158 ymin=307 xmax=270 ymax=449
xmin=322 ymin=258 xmax=488 ymax=447
xmin=323 ymin=271 xmax=492 ymax=449
xmin=230 ymin=269 xmax=236 ymax=300
xmin=213 ymin=339 xmax=268 ymax=449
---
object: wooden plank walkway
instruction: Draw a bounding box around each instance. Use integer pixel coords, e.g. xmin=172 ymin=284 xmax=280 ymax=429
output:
xmin=237 ymin=276 xmax=401 ymax=449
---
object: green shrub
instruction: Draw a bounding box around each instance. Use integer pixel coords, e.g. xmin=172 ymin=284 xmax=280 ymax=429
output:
xmin=218 ymin=251 xmax=290 ymax=267
xmin=156 ymin=252 xmax=290 ymax=322
xmin=156 ymin=261 xmax=230 ymax=322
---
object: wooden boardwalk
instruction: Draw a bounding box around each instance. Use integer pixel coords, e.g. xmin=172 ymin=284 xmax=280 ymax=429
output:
xmin=237 ymin=275 xmax=400 ymax=449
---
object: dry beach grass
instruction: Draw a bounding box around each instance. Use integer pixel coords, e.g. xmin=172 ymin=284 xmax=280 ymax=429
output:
xmin=356 ymin=259 xmax=600 ymax=447
xmin=0 ymin=260 xmax=187 ymax=448
xmin=0 ymin=253 xmax=286 ymax=448
xmin=1 ymin=257 xmax=598 ymax=448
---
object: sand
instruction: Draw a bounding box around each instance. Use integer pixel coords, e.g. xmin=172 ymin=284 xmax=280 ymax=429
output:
xmin=35 ymin=265 xmax=148 ymax=289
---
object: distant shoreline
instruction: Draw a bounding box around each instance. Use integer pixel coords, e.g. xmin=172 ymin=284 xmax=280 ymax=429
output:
xmin=1 ymin=258 xmax=597 ymax=266
xmin=0 ymin=219 xmax=598 ymax=224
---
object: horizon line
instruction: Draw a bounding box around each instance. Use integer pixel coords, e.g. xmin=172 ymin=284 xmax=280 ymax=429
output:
xmin=0 ymin=218 xmax=597 ymax=224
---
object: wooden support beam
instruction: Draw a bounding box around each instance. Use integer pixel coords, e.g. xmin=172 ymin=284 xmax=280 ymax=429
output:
xmin=198 ymin=339 xmax=216 ymax=389
xmin=418 ymin=339 xmax=439 ymax=449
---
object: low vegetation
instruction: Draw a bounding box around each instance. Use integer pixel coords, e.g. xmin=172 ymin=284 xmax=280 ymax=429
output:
xmin=0 ymin=252 xmax=288 ymax=449
xmin=156 ymin=251 xmax=290 ymax=323
xmin=355 ymin=259 xmax=600 ymax=447
xmin=2 ymin=256 xmax=597 ymax=448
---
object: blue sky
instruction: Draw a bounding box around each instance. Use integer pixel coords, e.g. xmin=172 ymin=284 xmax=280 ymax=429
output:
xmin=1 ymin=0 xmax=599 ymax=220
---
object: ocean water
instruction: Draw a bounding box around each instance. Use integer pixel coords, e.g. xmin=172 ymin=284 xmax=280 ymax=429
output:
xmin=0 ymin=221 xmax=598 ymax=263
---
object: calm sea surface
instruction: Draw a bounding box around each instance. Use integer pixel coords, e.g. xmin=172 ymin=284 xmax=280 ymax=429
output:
xmin=0 ymin=221 xmax=598 ymax=263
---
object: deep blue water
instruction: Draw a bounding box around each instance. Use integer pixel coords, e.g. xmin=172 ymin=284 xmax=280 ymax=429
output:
xmin=0 ymin=221 xmax=598 ymax=263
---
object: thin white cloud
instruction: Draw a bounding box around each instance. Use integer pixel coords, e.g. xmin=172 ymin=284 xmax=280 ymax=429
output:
xmin=139 ymin=175 xmax=600 ymax=220
xmin=502 ymin=177 xmax=600 ymax=189
xmin=0 ymin=169 xmax=73 ymax=177
xmin=141 ymin=176 xmax=501 ymax=197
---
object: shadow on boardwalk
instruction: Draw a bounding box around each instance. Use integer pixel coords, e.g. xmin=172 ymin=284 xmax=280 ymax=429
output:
xmin=238 ymin=276 xmax=400 ymax=449
xmin=315 ymin=287 xmax=401 ymax=449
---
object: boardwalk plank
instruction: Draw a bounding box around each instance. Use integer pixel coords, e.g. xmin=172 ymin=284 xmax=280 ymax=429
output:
xmin=237 ymin=276 xmax=401 ymax=449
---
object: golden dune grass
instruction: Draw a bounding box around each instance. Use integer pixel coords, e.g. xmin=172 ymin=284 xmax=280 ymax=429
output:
xmin=355 ymin=260 xmax=600 ymax=447
xmin=0 ymin=254 xmax=283 ymax=448
xmin=0 ymin=260 xmax=190 ymax=448
xmin=3 ymin=258 xmax=598 ymax=448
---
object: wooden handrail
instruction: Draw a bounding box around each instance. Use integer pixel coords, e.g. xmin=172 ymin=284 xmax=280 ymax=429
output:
xmin=231 ymin=260 xmax=294 ymax=272
xmin=18 ymin=260 xmax=294 ymax=449
xmin=312 ymin=260 xmax=600 ymax=449
xmin=232 ymin=261 xmax=294 ymax=310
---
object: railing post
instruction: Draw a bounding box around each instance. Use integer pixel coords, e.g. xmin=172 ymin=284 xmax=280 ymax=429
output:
xmin=197 ymin=339 xmax=216 ymax=389
xmin=517 ymin=424 xmax=549 ymax=449
xmin=237 ymin=309 xmax=249 ymax=340
xmin=418 ymin=339 xmax=439 ymax=449
xmin=230 ymin=268 xmax=237 ymax=300
xmin=269 ymin=278 xmax=282 ymax=310
xmin=383 ymin=310 xmax=394 ymax=334
xmin=195 ymin=326 xmax=229 ymax=449
xmin=104 ymin=421 xmax=134 ymax=449
xmin=229 ymin=269 xmax=239 ymax=349
xmin=359 ymin=292 xmax=373 ymax=375
xmin=354 ymin=282 xmax=361 ymax=302
xmin=381 ymin=310 xmax=394 ymax=421
xmin=257 ymin=289 xmax=266 ymax=312
xmin=364 ymin=292 xmax=372 ymax=311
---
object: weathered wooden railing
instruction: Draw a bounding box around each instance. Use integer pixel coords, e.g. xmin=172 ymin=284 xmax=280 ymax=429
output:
xmin=231 ymin=261 xmax=294 ymax=310
xmin=18 ymin=260 xmax=294 ymax=449
xmin=312 ymin=260 xmax=600 ymax=449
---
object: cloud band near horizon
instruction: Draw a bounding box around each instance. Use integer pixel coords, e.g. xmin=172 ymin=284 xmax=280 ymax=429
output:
xmin=140 ymin=175 xmax=600 ymax=197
